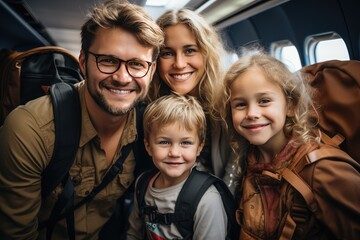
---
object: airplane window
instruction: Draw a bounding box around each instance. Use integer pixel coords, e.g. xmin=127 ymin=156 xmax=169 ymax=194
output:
xmin=271 ymin=41 xmax=302 ymax=72
xmin=305 ymin=32 xmax=350 ymax=64
xmin=314 ymin=39 xmax=350 ymax=63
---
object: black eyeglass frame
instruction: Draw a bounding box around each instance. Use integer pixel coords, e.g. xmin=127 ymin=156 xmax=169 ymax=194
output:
xmin=85 ymin=50 xmax=153 ymax=78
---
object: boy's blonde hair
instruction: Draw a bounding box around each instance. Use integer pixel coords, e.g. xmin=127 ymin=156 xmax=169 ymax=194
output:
xmin=219 ymin=48 xmax=315 ymax=158
xmin=143 ymin=94 xmax=206 ymax=144
xmin=147 ymin=9 xmax=225 ymax=121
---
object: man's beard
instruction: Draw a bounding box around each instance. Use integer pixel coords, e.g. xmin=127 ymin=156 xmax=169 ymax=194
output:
xmin=91 ymin=90 xmax=138 ymax=116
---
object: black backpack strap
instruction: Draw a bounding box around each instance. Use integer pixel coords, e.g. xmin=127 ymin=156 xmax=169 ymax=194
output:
xmin=173 ymin=169 xmax=214 ymax=238
xmin=74 ymin=143 xmax=133 ymax=208
xmin=133 ymin=101 xmax=154 ymax=177
xmin=212 ymin=179 xmax=239 ymax=240
xmin=40 ymin=82 xmax=80 ymax=240
xmin=41 ymin=82 xmax=81 ymax=198
xmin=42 ymin=142 xmax=134 ymax=239
xmin=174 ymin=169 xmax=236 ymax=239
xmin=136 ymin=168 xmax=159 ymax=212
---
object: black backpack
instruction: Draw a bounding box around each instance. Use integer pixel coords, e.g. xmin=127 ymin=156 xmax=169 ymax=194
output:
xmin=0 ymin=46 xmax=83 ymax=125
xmin=136 ymin=168 xmax=240 ymax=240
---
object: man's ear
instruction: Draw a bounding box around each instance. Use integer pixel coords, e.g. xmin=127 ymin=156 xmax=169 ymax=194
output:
xmin=79 ymin=50 xmax=87 ymax=78
xmin=144 ymin=138 xmax=152 ymax=156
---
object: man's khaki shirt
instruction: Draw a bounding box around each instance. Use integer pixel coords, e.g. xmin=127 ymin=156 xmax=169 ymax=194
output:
xmin=0 ymin=81 xmax=138 ymax=239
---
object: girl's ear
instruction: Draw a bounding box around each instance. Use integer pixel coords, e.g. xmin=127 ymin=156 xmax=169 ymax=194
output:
xmin=286 ymin=99 xmax=295 ymax=117
xmin=144 ymin=139 xmax=153 ymax=156
xmin=286 ymin=104 xmax=295 ymax=117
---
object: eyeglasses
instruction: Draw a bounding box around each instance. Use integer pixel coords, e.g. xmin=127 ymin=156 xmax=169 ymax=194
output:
xmin=86 ymin=50 xmax=152 ymax=78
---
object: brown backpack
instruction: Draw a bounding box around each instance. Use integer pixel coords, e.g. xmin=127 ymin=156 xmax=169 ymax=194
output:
xmin=301 ymin=60 xmax=360 ymax=163
xmin=262 ymin=144 xmax=359 ymax=240
xmin=0 ymin=46 xmax=82 ymax=125
xmin=272 ymin=60 xmax=360 ymax=238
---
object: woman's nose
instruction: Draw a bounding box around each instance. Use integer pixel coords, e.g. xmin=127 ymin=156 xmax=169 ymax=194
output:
xmin=173 ymin=54 xmax=187 ymax=69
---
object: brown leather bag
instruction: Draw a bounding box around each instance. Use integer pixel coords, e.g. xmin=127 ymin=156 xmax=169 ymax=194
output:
xmin=262 ymin=145 xmax=359 ymax=239
xmin=301 ymin=60 xmax=360 ymax=163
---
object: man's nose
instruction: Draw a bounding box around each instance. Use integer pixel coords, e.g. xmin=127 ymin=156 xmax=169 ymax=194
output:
xmin=112 ymin=62 xmax=132 ymax=84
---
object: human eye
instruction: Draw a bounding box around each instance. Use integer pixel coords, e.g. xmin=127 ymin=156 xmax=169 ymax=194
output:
xmin=231 ymin=100 xmax=247 ymax=110
xmin=184 ymin=48 xmax=197 ymax=55
xmin=158 ymin=140 xmax=170 ymax=145
xmin=159 ymin=50 xmax=174 ymax=59
xmin=127 ymin=60 xmax=147 ymax=70
xmin=181 ymin=140 xmax=193 ymax=146
xmin=259 ymin=98 xmax=271 ymax=105
xmin=97 ymin=56 xmax=118 ymax=66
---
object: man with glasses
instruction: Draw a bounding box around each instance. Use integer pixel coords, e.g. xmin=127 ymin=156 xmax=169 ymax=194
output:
xmin=0 ymin=0 xmax=164 ymax=239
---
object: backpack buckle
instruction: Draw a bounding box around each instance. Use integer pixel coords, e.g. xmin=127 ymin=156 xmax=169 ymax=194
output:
xmin=142 ymin=206 xmax=172 ymax=225
xmin=142 ymin=206 xmax=158 ymax=221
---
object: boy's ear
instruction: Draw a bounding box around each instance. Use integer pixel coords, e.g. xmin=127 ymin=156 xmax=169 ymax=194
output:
xmin=144 ymin=139 xmax=152 ymax=156
xmin=197 ymin=141 xmax=205 ymax=156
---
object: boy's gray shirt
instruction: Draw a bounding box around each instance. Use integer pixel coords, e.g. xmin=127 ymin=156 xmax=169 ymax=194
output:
xmin=126 ymin=170 xmax=227 ymax=239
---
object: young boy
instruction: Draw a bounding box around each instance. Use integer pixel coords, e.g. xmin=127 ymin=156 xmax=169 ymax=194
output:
xmin=126 ymin=94 xmax=236 ymax=240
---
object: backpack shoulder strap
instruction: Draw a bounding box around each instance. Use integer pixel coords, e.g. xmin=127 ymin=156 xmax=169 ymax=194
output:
xmin=41 ymin=82 xmax=81 ymax=198
xmin=211 ymin=177 xmax=239 ymax=239
xmin=174 ymin=169 xmax=216 ymax=238
xmin=38 ymin=82 xmax=80 ymax=240
xmin=174 ymin=168 xmax=238 ymax=239
xmin=307 ymin=146 xmax=354 ymax=163
xmin=136 ymin=168 xmax=159 ymax=212
xmin=133 ymin=101 xmax=154 ymax=177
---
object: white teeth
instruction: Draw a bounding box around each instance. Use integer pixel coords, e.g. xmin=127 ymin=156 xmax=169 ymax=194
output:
xmin=172 ymin=73 xmax=191 ymax=80
xmin=110 ymin=89 xmax=130 ymax=94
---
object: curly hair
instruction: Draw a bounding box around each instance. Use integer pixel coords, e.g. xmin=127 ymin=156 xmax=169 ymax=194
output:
xmin=219 ymin=48 xmax=316 ymax=173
